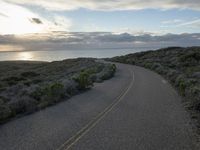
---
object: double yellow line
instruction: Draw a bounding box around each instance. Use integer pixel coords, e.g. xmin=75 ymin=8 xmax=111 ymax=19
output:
xmin=56 ymin=68 xmax=135 ymax=150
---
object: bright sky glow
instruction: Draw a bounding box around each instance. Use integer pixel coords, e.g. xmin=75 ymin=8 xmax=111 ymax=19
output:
xmin=0 ymin=0 xmax=200 ymax=51
xmin=0 ymin=0 xmax=200 ymax=35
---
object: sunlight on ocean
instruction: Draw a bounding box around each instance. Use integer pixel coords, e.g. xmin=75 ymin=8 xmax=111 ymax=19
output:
xmin=0 ymin=48 xmax=150 ymax=62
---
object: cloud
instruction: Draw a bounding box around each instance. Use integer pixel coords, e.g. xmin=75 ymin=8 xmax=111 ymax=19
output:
xmin=52 ymin=16 xmax=72 ymax=31
xmin=177 ymin=19 xmax=200 ymax=28
xmin=161 ymin=18 xmax=200 ymax=28
xmin=5 ymin=0 xmax=200 ymax=11
xmin=162 ymin=19 xmax=184 ymax=24
xmin=0 ymin=12 xmax=8 ymax=18
xmin=0 ymin=1 xmax=72 ymax=34
xmin=0 ymin=32 xmax=200 ymax=52
xmin=30 ymin=18 xmax=43 ymax=24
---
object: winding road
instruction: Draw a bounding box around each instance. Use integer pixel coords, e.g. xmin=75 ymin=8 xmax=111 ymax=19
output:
xmin=0 ymin=63 xmax=199 ymax=150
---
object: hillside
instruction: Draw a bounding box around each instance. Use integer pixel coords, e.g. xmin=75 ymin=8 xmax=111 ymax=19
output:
xmin=0 ymin=58 xmax=116 ymax=124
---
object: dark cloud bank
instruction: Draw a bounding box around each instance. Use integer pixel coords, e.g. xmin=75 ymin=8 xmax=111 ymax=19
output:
xmin=0 ymin=32 xmax=200 ymax=51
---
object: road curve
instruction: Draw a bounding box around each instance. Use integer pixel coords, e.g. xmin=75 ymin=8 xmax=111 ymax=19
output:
xmin=0 ymin=63 xmax=199 ymax=150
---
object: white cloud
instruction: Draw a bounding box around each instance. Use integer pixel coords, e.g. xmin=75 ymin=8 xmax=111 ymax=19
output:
xmin=162 ymin=19 xmax=184 ymax=24
xmin=0 ymin=1 xmax=72 ymax=35
xmin=177 ymin=19 xmax=200 ymax=27
xmin=161 ymin=18 xmax=200 ymax=28
xmin=51 ymin=16 xmax=72 ymax=31
xmin=5 ymin=0 xmax=200 ymax=11
xmin=0 ymin=1 xmax=43 ymax=34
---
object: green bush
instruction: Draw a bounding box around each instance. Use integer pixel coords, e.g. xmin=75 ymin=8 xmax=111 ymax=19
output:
xmin=111 ymin=64 xmax=116 ymax=72
xmin=175 ymin=76 xmax=187 ymax=96
xmin=99 ymin=64 xmax=116 ymax=80
xmin=126 ymin=59 xmax=135 ymax=65
xmin=143 ymin=62 xmax=152 ymax=69
xmin=73 ymin=71 xmax=93 ymax=90
xmin=43 ymin=82 xmax=65 ymax=101
xmin=31 ymin=82 xmax=65 ymax=108
xmin=85 ymin=65 xmax=104 ymax=74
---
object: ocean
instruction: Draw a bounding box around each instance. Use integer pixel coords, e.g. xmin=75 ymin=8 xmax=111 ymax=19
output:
xmin=0 ymin=48 xmax=151 ymax=62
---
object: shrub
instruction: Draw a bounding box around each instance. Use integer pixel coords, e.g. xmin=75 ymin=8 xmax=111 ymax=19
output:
xmin=21 ymin=71 xmax=40 ymax=78
xmin=0 ymin=104 xmax=12 ymax=123
xmin=9 ymin=97 xmax=37 ymax=114
xmin=73 ymin=71 xmax=93 ymax=90
xmin=184 ymin=52 xmax=200 ymax=61
xmin=126 ymin=59 xmax=135 ymax=65
xmin=2 ymin=76 xmax=26 ymax=86
xmin=85 ymin=65 xmax=103 ymax=74
xmin=0 ymin=83 xmax=6 ymax=92
xmin=0 ymin=96 xmax=9 ymax=103
xmin=111 ymin=64 xmax=116 ymax=72
xmin=190 ymin=86 xmax=200 ymax=95
xmin=98 ymin=64 xmax=116 ymax=80
xmin=43 ymin=82 xmax=65 ymax=101
xmin=178 ymin=81 xmax=186 ymax=96
xmin=31 ymin=82 xmax=66 ymax=108
xmin=30 ymin=87 xmax=44 ymax=101
xmin=0 ymin=59 xmax=117 ymax=124
xmin=33 ymin=83 xmax=65 ymax=108
xmin=175 ymin=76 xmax=187 ymax=96
xmin=143 ymin=62 xmax=152 ymax=69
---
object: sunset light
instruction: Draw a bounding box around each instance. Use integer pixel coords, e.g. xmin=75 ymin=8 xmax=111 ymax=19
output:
xmin=0 ymin=1 xmax=47 ymax=35
xmin=0 ymin=1 xmax=200 ymax=150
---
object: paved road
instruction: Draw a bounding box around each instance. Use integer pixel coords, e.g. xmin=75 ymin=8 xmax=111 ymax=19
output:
xmin=0 ymin=63 xmax=199 ymax=150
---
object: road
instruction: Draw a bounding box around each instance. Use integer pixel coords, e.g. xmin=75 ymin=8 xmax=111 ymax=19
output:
xmin=0 ymin=63 xmax=199 ymax=150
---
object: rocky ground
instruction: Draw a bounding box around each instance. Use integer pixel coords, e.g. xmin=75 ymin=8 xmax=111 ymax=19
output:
xmin=0 ymin=58 xmax=116 ymax=124
xmin=109 ymin=47 xmax=200 ymax=133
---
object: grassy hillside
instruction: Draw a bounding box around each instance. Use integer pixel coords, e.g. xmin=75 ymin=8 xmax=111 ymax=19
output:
xmin=109 ymin=47 xmax=200 ymax=129
xmin=0 ymin=58 xmax=116 ymax=124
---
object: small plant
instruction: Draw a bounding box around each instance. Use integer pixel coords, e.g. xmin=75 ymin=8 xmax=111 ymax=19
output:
xmin=178 ymin=80 xmax=186 ymax=96
xmin=190 ymin=86 xmax=200 ymax=95
xmin=44 ymin=82 xmax=65 ymax=101
xmin=99 ymin=64 xmax=116 ymax=80
xmin=73 ymin=71 xmax=93 ymax=90
xmin=143 ymin=62 xmax=152 ymax=69
xmin=30 ymin=87 xmax=44 ymax=101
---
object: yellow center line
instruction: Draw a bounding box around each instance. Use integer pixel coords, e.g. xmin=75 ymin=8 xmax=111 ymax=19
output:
xmin=56 ymin=68 xmax=135 ymax=150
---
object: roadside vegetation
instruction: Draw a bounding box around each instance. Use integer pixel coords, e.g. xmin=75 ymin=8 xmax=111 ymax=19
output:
xmin=109 ymin=47 xmax=200 ymax=131
xmin=0 ymin=58 xmax=116 ymax=124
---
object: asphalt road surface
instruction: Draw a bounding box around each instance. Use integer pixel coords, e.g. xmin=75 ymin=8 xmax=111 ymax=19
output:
xmin=0 ymin=63 xmax=199 ymax=150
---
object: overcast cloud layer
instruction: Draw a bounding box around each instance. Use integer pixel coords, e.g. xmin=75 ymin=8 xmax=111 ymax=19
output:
xmin=0 ymin=32 xmax=200 ymax=51
xmin=6 ymin=0 xmax=200 ymax=11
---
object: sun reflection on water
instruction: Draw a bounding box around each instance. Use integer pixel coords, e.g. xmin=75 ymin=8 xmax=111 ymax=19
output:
xmin=17 ymin=52 xmax=34 ymax=60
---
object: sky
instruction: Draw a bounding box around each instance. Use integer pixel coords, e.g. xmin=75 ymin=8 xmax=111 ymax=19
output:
xmin=0 ymin=0 xmax=200 ymax=51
